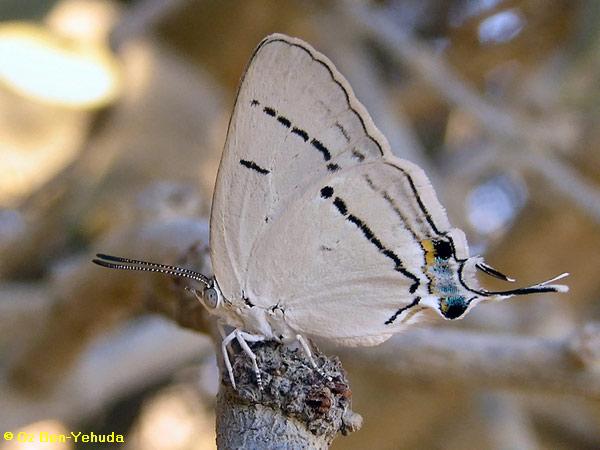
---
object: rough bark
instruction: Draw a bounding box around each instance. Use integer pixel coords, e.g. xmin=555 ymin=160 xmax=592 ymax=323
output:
xmin=215 ymin=340 xmax=362 ymax=449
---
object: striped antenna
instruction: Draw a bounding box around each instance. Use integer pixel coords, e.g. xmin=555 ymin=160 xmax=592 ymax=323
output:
xmin=92 ymin=253 xmax=211 ymax=287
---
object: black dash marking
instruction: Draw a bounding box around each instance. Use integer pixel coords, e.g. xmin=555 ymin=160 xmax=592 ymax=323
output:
xmin=320 ymin=245 xmax=333 ymax=252
xmin=335 ymin=122 xmax=350 ymax=142
xmin=395 ymin=165 xmax=443 ymax=236
xmin=263 ymin=106 xmax=276 ymax=116
xmin=385 ymin=297 xmax=421 ymax=325
xmin=277 ymin=116 xmax=291 ymax=128
xmin=347 ymin=214 xmax=374 ymax=241
xmin=370 ymin=236 xmax=384 ymax=250
xmin=310 ymin=139 xmax=331 ymax=161
xmin=242 ymin=291 xmax=254 ymax=307
xmin=351 ymin=149 xmax=365 ymax=161
xmin=327 ymin=163 xmax=340 ymax=172
xmin=251 ymin=99 xmax=260 ymax=106
xmin=265 ymin=216 xmax=269 ymax=223
xmin=253 ymin=39 xmax=448 ymax=248
xmin=240 ymin=159 xmax=270 ymax=174
xmin=291 ymin=127 xmax=309 ymax=141
xmin=333 ymin=197 xmax=348 ymax=215
xmin=320 ymin=186 xmax=334 ymax=199
xmin=325 ymin=194 xmax=420 ymax=292
xmin=364 ymin=175 xmax=376 ymax=190
xmin=364 ymin=174 xmax=427 ymax=276
xmin=382 ymin=249 xmax=402 ymax=267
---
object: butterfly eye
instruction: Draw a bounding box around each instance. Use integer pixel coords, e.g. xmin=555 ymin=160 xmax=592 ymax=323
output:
xmin=204 ymin=287 xmax=221 ymax=309
xmin=432 ymin=240 xmax=453 ymax=260
xmin=439 ymin=296 xmax=468 ymax=319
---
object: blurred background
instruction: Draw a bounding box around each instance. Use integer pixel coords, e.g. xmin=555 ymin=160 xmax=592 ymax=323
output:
xmin=1 ymin=0 xmax=599 ymax=449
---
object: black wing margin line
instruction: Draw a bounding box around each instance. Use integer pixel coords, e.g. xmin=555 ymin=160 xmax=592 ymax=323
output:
xmin=252 ymin=36 xmax=448 ymax=239
xmin=385 ymin=297 xmax=421 ymax=325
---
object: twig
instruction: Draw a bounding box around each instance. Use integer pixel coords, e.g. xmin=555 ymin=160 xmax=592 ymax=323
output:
xmin=4 ymin=211 xmax=360 ymax=447
xmin=1 ymin=317 xmax=211 ymax=430
xmin=345 ymin=4 xmax=600 ymax=224
xmin=110 ymin=0 xmax=191 ymax=48
xmin=317 ymin=10 xmax=430 ymax=168
xmin=344 ymin=4 xmax=526 ymax=143
xmin=7 ymin=217 xmax=210 ymax=394
xmin=215 ymin=340 xmax=361 ymax=449
xmin=478 ymin=392 xmax=539 ymax=450
xmin=508 ymin=151 xmax=600 ymax=224
xmin=346 ymin=326 xmax=600 ymax=400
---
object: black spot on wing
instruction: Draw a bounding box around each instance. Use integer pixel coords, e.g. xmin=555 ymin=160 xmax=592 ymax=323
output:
xmin=327 ymin=163 xmax=340 ymax=172
xmin=240 ymin=159 xmax=270 ymax=174
xmin=250 ymin=99 xmax=260 ymax=106
xmin=433 ymin=239 xmax=453 ymax=259
xmin=320 ymin=186 xmax=334 ymax=199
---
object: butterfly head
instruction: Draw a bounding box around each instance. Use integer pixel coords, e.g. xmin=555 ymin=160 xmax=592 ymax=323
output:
xmin=202 ymin=281 xmax=224 ymax=309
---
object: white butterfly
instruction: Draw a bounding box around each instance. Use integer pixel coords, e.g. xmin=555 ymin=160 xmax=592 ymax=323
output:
xmin=94 ymin=34 xmax=568 ymax=389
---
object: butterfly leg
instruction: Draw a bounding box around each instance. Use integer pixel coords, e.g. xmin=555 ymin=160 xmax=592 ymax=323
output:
xmin=235 ymin=330 xmax=265 ymax=390
xmin=221 ymin=330 xmax=238 ymax=389
xmin=296 ymin=334 xmax=331 ymax=381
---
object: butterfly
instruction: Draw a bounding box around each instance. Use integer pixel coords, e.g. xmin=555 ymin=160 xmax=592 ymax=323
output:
xmin=94 ymin=34 xmax=568 ymax=389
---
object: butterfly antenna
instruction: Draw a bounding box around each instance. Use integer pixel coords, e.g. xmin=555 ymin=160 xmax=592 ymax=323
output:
xmin=478 ymin=272 xmax=569 ymax=297
xmin=92 ymin=253 xmax=211 ymax=287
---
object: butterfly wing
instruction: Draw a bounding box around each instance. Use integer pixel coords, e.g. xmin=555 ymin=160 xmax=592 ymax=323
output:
xmin=246 ymin=160 xmax=457 ymax=345
xmin=211 ymin=34 xmax=467 ymax=343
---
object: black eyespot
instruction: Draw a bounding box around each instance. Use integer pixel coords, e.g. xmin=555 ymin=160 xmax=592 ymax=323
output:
xmin=440 ymin=296 xmax=468 ymax=319
xmin=320 ymin=186 xmax=334 ymax=199
xmin=433 ymin=240 xmax=453 ymax=259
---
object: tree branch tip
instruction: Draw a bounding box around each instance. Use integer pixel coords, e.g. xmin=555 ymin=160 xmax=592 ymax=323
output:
xmin=568 ymin=322 xmax=600 ymax=369
xmin=217 ymin=339 xmax=362 ymax=447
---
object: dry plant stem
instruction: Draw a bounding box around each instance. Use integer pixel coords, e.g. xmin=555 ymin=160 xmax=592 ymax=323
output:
xmin=349 ymin=327 xmax=600 ymax=400
xmin=7 ymin=218 xmax=210 ymax=394
xmin=110 ymin=0 xmax=190 ymax=48
xmin=214 ymin=339 xmax=361 ymax=450
xmin=0 ymin=318 xmax=210 ymax=430
xmin=479 ymin=392 xmax=539 ymax=450
xmin=345 ymin=4 xmax=524 ymax=142
xmin=347 ymin=4 xmax=600 ymax=224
